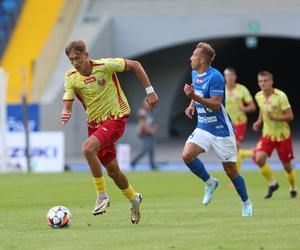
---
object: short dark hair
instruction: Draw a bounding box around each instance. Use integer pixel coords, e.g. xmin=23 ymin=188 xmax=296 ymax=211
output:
xmin=196 ymin=42 xmax=216 ymax=65
xmin=258 ymin=70 xmax=273 ymax=80
xmin=224 ymin=67 xmax=237 ymax=75
xmin=65 ymin=40 xmax=86 ymax=56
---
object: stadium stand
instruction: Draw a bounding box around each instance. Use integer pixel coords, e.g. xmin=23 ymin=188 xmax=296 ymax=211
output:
xmin=1 ymin=0 xmax=64 ymax=103
xmin=0 ymin=0 xmax=24 ymax=58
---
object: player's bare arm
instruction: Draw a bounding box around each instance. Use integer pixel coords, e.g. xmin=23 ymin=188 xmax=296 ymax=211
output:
xmin=61 ymin=100 xmax=73 ymax=125
xmin=267 ymin=108 xmax=294 ymax=122
xmin=125 ymin=59 xmax=159 ymax=111
xmin=185 ymin=99 xmax=196 ymax=119
xmin=253 ymin=110 xmax=263 ymax=131
xmin=239 ymin=101 xmax=256 ymax=113
xmin=183 ymin=83 xmax=222 ymax=111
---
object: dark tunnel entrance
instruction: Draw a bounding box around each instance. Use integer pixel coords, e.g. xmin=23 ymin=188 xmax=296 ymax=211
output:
xmin=169 ymin=36 xmax=300 ymax=139
xmin=120 ymin=36 xmax=300 ymax=141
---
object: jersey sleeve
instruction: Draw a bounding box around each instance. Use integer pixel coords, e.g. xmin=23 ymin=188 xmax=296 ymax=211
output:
xmin=103 ymin=58 xmax=126 ymax=73
xmin=279 ymin=92 xmax=291 ymax=111
xmin=63 ymin=73 xmax=75 ymax=101
xmin=242 ymin=86 xmax=253 ymax=103
xmin=209 ymin=74 xmax=225 ymax=96
xmin=255 ymin=93 xmax=261 ymax=108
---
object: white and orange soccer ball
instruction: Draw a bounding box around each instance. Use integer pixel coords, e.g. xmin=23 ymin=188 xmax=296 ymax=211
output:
xmin=47 ymin=206 xmax=72 ymax=229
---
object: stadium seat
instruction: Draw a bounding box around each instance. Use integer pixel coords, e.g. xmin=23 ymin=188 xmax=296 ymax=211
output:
xmin=0 ymin=0 xmax=23 ymax=58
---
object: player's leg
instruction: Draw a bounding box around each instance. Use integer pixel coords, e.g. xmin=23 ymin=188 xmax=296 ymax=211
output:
xmin=222 ymin=161 xmax=252 ymax=216
xmin=86 ymin=118 xmax=127 ymax=215
xmin=276 ymin=137 xmax=297 ymax=198
xmin=182 ymin=129 xmax=219 ymax=205
xmin=211 ymin=135 xmax=252 ymax=216
xmin=235 ymin=123 xmax=252 ymax=172
xmin=235 ymin=123 xmax=245 ymax=172
xmin=255 ymin=151 xmax=279 ymax=198
xmin=82 ymin=135 xmax=109 ymax=215
xmin=253 ymin=137 xmax=279 ymax=198
xmin=104 ymin=158 xmax=142 ymax=224
xmin=281 ymin=161 xmax=297 ymax=198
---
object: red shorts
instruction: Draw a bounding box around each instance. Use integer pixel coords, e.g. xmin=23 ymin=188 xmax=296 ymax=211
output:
xmin=234 ymin=123 xmax=247 ymax=144
xmin=88 ymin=118 xmax=126 ymax=165
xmin=254 ymin=136 xmax=294 ymax=162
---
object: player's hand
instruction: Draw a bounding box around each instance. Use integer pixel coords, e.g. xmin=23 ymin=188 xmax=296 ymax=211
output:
xmin=183 ymin=84 xmax=194 ymax=98
xmin=61 ymin=110 xmax=72 ymax=125
xmin=267 ymin=112 xmax=277 ymax=121
xmin=147 ymin=92 xmax=159 ymax=112
xmin=185 ymin=106 xmax=195 ymax=119
xmin=253 ymin=120 xmax=262 ymax=131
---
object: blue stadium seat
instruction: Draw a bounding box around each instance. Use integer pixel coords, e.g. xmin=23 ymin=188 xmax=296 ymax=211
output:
xmin=0 ymin=0 xmax=23 ymax=58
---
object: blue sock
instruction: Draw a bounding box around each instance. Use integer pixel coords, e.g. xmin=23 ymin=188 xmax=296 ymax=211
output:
xmin=186 ymin=158 xmax=210 ymax=182
xmin=232 ymin=175 xmax=249 ymax=202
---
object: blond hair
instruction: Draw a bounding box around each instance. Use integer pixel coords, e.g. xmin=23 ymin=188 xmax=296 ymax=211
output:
xmin=196 ymin=42 xmax=216 ymax=65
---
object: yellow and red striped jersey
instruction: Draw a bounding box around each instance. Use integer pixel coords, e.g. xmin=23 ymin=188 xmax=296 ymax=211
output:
xmin=63 ymin=58 xmax=131 ymax=128
xmin=255 ymin=88 xmax=291 ymax=141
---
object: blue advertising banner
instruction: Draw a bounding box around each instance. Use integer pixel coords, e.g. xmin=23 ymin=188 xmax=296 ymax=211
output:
xmin=7 ymin=103 xmax=40 ymax=131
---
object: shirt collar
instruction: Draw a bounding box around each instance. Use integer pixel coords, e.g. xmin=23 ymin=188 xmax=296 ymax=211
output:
xmin=196 ymin=67 xmax=211 ymax=77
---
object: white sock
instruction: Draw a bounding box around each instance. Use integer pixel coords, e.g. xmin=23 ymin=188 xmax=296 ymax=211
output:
xmin=269 ymin=180 xmax=277 ymax=187
xmin=206 ymin=176 xmax=215 ymax=186
xmin=243 ymin=199 xmax=251 ymax=205
xmin=97 ymin=192 xmax=108 ymax=200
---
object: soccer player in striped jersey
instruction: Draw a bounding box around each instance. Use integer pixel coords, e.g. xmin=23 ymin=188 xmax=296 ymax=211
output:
xmin=61 ymin=40 xmax=159 ymax=224
xmin=253 ymin=71 xmax=297 ymax=199
xmin=182 ymin=42 xmax=252 ymax=216
xmin=224 ymin=68 xmax=256 ymax=172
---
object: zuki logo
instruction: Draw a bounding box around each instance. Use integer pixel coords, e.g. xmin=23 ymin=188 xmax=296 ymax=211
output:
xmin=9 ymin=147 xmax=58 ymax=158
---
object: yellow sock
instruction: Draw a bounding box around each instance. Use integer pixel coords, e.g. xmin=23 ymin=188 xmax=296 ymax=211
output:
xmin=236 ymin=151 xmax=242 ymax=172
xmin=239 ymin=149 xmax=253 ymax=159
xmin=121 ymin=184 xmax=136 ymax=201
xmin=93 ymin=176 xmax=106 ymax=194
xmin=285 ymin=169 xmax=296 ymax=189
xmin=260 ymin=163 xmax=276 ymax=184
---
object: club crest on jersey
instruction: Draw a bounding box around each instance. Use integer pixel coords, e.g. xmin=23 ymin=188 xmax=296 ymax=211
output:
xmin=84 ymin=76 xmax=96 ymax=84
xmin=98 ymin=78 xmax=106 ymax=86
xmin=196 ymin=78 xmax=204 ymax=84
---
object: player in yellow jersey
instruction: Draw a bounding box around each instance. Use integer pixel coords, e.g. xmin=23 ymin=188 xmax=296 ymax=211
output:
xmin=61 ymin=40 xmax=159 ymax=224
xmin=253 ymin=71 xmax=297 ymax=199
xmin=224 ymin=68 xmax=256 ymax=172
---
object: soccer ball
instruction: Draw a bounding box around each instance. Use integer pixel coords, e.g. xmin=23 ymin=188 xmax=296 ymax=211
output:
xmin=47 ymin=206 xmax=72 ymax=228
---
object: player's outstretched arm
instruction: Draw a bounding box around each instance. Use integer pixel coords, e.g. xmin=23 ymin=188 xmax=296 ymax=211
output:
xmin=61 ymin=101 xmax=73 ymax=125
xmin=125 ymin=59 xmax=158 ymax=111
xmin=183 ymin=84 xmax=222 ymax=111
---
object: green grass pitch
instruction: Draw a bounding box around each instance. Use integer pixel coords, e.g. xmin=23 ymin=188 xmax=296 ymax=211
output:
xmin=0 ymin=170 xmax=299 ymax=250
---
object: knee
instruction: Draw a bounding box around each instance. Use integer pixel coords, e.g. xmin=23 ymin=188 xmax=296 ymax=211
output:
xmin=224 ymin=163 xmax=238 ymax=179
xmin=82 ymin=142 xmax=95 ymax=157
xmin=282 ymin=161 xmax=292 ymax=172
xmin=255 ymin=157 xmax=266 ymax=167
xmin=182 ymin=151 xmax=196 ymax=164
